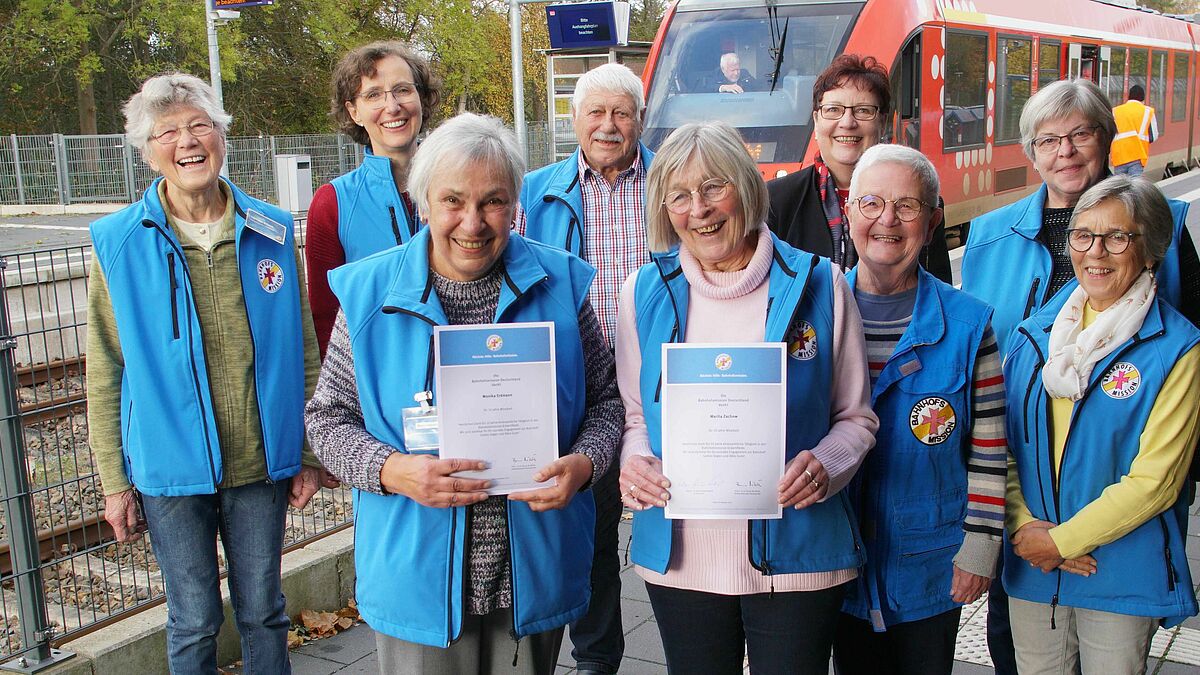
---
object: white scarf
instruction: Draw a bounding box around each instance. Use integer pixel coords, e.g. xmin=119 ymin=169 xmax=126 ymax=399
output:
xmin=1042 ymin=270 xmax=1155 ymax=400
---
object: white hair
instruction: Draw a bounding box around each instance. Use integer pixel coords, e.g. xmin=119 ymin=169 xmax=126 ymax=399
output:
xmin=720 ymin=53 xmax=739 ymax=68
xmin=571 ymin=63 xmax=645 ymax=116
xmin=849 ymin=144 xmax=940 ymax=206
xmin=407 ymin=113 xmax=525 ymax=216
xmin=123 ymin=73 xmax=232 ymax=162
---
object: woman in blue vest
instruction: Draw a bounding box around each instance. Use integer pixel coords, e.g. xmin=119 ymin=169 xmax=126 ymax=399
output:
xmin=306 ymin=41 xmax=443 ymax=356
xmin=87 ymin=73 xmax=332 ymax=674
xmin=830 ymin=144 xmax=1006 ymax=675
xmin=615 ymin=120 xmax=878 ymax=674
xmin=1005 ymin=175 xmax=1200 ymax=674
xmin=304 ymin=112 xmax=622 ymax=675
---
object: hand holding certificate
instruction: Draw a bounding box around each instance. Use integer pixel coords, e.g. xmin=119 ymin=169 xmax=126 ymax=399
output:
xmin=434 ymin=322 xmax=560 ymax=496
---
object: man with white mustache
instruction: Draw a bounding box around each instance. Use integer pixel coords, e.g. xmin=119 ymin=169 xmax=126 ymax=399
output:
xmin=513 ymin=62 xmax=654 ymax=675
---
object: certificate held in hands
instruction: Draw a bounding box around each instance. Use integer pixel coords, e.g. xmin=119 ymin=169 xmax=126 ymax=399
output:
xmin=661 ymin=343 xmax=786 ymax=520
xmin=434 ymin=322 xmax=558 ymax=495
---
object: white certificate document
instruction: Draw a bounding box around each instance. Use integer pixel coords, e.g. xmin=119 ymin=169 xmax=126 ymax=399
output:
xmin=434 ymin=322 xmax=558 ymax=495
xmin=661 ymin=343 xmax=786 ymax=519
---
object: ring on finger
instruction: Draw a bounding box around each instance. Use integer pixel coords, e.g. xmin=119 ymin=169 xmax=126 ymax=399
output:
xmin=810 ymin=479 xmax=821 ymax=490
xmin=802 ymin=469 xmax=814 ymax=483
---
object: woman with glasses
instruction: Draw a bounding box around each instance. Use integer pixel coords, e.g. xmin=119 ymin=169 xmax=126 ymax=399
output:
xmin=959 ymin=79 xmax=1200 ymax=675
xmin=305 ymin=41 xmax=443 ymax=356
xmin=767 ymin=54 xmax=951 ymax=283
xmin=615 ymin=120 xmax=878 ymax=674
xmin=830 ymin=145 xmax=1006 ymax=675
xmin=1003 ymin=175 xmax=1200 ymax=674
xmin=87 ymin=73 xmax=331 ymax=674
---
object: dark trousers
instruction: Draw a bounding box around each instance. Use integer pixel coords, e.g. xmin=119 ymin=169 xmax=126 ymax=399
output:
xmin=987 ymin=557 xmax=1019 ymax=675
xmin=832 ymin=608 xmax=961 ymax=675
xmin=645 ymin=581 xmax=848 ymax=675
xmin=567 ymin=464 xmax=623 ymax=672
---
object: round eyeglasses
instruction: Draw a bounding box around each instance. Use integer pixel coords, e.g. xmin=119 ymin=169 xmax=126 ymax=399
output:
xmin=851 ymin=195 xmax=932 ymax=222
xmin=663 ymin=178 xmax=733 ymax=214
xmin=1066 ymin=228 xmax=1140 ymax=254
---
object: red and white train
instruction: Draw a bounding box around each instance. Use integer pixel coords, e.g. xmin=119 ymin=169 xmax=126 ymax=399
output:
xmin=640 ymin=0 xmax=1200 ymax=238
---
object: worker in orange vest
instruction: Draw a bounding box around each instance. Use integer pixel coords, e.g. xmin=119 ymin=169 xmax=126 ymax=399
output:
xmin=1110 ymin=84 xmax=1157 ymax=176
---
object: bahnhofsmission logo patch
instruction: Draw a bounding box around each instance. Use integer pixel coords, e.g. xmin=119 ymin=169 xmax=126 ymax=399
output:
xmin=910 ymin=397 xmax=956 ymax=445
xmin=1101 ymin=362 xmax=1141 ymax=399
xmin=788 ymin=320 xmax=817 ymax=361
xmin=257 ymin=259 xmax=284 ymax=293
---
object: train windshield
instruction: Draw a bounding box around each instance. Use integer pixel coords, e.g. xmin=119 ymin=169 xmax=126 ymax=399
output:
xmin=643 ymin=2 xmax=863 ymax=165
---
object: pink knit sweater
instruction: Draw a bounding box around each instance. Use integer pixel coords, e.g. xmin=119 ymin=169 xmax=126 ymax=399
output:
xmin=615 ymin=226 xmax=878 ymax=594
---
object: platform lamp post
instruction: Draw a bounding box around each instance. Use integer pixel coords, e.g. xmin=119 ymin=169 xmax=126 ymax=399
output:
xmin=204 ymin=0 xmax=245 ymax=177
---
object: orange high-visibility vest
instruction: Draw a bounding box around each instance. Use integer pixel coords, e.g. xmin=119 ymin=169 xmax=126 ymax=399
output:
xmin=1111 ymin=100 xmax=1155 ymax=167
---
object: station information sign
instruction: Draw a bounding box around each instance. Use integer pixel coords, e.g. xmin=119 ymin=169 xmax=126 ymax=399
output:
xmin=546 ymin=2 xmax=629 ymax=49
xmin=214 ymin=0 xmax=272 ymax=8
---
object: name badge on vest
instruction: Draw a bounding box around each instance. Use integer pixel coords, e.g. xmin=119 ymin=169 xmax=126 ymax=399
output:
xmin=401 ymin=390 xmax=440 ymax=454
xmin=245 ymin=209 xmax=287 ymax=245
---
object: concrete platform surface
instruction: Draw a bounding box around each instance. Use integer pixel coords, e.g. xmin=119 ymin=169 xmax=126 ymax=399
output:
xmin=275 ymin=519 xmax=1200 ymax=674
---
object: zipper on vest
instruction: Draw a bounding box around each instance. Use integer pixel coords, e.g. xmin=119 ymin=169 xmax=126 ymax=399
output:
xmin=540 ymin=194 xmax=583 ymax=257
xmin=388 ymin=206 xmax=402 ymax=246
xmin=142 ymin=219 xmax=219 ymax=489
xmin=652 ymin=323 xmax=678 ymax=403
xmin=167 ymin=252 xmax=180 ymax=340
xmin=1022 ymin=278 xmax=1041 ymax=320
xmin=446 ymin=504 xmax=459 ymax=645
xmin=1049 ymin=575 xmax=1061 ymax=630
xmin=1159 ymin=515 xmax=1178 ymax=592
xmin=504 ymin=501 xmax=523 ymax=663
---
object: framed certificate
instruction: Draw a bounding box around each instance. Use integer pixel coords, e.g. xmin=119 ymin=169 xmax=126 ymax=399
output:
xmin=434 ymin=322 xmax=558 ymax=495
xmin=661 ymin=343 xmax=786 ymax=519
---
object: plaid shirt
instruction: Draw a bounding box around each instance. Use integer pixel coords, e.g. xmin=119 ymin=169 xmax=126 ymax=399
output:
xmin=515 ymin=150 xmax=648 ymax=347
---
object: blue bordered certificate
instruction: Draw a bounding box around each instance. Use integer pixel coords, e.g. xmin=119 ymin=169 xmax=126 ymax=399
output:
xmin=661 ymin=343 xmax=786 ymax=519
xmin=434 ymin=322 xmax=558 ymax=495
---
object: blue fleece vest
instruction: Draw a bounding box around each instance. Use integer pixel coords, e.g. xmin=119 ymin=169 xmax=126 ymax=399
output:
xmin=628 ymin=235 xmax=864 ymax=575
xmin=960 ymin=184 xmax=1188 ymax=353
xmin=89 ymin=177 xmax=306 ymax=496
xmin=841 ymin=267 xmax=992 ymax=629
xmin=331 ymin=148 xmax=418 ymax=262
xmin=1003 ymin=288 xmax=1199 ymax=625
xmin=330 ymin=228 xmax=598 ymax=646
xmin=518 ymin=145 xmax=654 ymax=258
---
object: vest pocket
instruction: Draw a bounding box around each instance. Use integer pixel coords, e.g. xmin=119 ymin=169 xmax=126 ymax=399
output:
xmin=886 ymin=489 xmax=965 ymax=606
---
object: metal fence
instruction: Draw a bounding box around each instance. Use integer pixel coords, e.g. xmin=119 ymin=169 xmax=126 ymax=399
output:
xmin=0 ymin=123 xmax=556 ymax=207
xmin=0 ymin=234 xmax=353 ymax=667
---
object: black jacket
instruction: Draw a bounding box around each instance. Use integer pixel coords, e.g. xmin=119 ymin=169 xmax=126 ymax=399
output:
xmin=766 ymin=165 xmax=953 ymax=284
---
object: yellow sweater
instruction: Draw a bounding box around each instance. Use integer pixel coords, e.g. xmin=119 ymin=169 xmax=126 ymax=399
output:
xmin=1006 ymin=303 xmax=1200 ymax=559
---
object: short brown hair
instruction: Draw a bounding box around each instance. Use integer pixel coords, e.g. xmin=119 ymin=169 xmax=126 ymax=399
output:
xmin=812 ymin=54 xmax=891 ymax=118
xmin=330 ymin=41 xmax=443 ymax=146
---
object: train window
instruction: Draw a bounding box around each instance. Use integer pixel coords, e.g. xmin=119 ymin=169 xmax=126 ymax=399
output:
xmin=997 ymin=36 xmax=1032 ymax=144
xmin=1151 ymin=50 xmax=1167 ymax=130
xmin=944 ymin=31 xmax=989 ymax=151
xmin=1105 ymin=48 xmax=1127 ymax=104
xmin=640 ymin=2 xmax=864 ymax=164
xmin=1038 ymin=41 xmax=1061 ymax=86
xmin=1172 ymin=52 xmax=1189 ymax=123
xmin=1128 ymin=49 xmax=1148 ymax=108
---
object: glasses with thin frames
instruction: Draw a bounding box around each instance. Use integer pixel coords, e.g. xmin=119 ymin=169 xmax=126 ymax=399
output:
xmin=851 ymin=195 xmax=932 ymax=222
xmin=152 ymin=120 xmax=216 ymax=145
xmin=663 ymin=178 xmax=733 ymax=214
xmin=357 ymin=83 xmax=421 ymax=109
xmin=818 ymin=104 xmax=880 ymax=121
xmin=1032 ymin=125 xmax=1100 ymax=155
xmin=1066 ymin=228 xmax=1140 ymax=254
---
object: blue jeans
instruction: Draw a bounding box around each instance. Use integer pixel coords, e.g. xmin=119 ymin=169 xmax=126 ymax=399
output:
xmin=1113 ymin=160 xmax=1145 ymax=176
xmin=567 ymin=463 xmax=623 ymax=673
xmin=141 ymin=479 xmax=292 ymax=675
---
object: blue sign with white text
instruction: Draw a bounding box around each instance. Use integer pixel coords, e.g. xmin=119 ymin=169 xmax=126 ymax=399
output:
xmin=546 ymin=2 xmax=617 ymax=49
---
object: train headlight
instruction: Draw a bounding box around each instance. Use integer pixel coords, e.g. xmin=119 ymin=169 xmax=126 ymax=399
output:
xmin=775 ymin=169 xmax=788 ymax=178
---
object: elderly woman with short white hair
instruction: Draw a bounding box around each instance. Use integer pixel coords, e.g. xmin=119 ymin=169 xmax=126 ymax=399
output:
xmin=87 ymin=72 xmax=330 ymax=674
xmin=305 ymin=112 xmax=622 ymax=675
xmin=831 ymin=144 xmax=1006 ymax=675
xmin=1004 ymin=175 xmax=1200 ymax=674
xmin=616 ymin=120 xmax=878 ymax=673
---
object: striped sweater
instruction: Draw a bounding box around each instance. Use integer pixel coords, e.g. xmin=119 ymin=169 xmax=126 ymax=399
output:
xmin=859 ymin=292 xmax=1006 ymax=577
